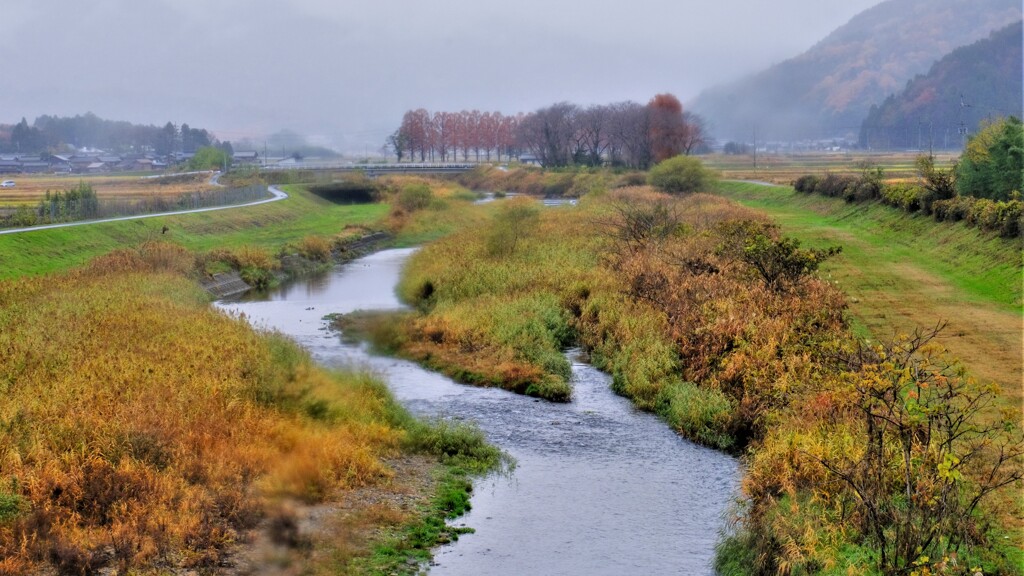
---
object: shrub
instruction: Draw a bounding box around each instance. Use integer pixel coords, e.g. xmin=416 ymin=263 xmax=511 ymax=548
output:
xmin=296 ymin=235 xmax=332 ymax=262
xmin=647 ymin=155 xmax=717 ymax=194
xmin=657 ymin=381 xmax=735 ymax=450
xmin=792 ymin=174 xmax=819 ymax=193
xmin=881 ymin=182 xmax=927 ymax=212
xmin=396 ymin=183 xmax=433 ymax=212
xmin=814 ymin=173 xmax=857 ymax=198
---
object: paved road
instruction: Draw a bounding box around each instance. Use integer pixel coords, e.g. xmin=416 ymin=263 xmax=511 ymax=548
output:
xmin=0 ymin=184 xmax=287 ymax=236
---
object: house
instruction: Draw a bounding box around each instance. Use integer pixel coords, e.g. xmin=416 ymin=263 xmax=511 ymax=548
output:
xmin=69 ymin=156 xmax=98 ymax=172
xmin=86 ymin=162 xmax=107 ymax=173
xmin=232 ymin=151 xmax=260 ymax=164
xmin=0 ymin=160 xmax=21 ymax=174
xmin=21 ymin=162 xmax=51 ymax=174
xmin=98 ymin=155 xmax=123 ymax=165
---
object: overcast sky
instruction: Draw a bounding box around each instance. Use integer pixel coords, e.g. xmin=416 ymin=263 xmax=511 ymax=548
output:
xmin=2 ymin=0 xmax=882 ymax=152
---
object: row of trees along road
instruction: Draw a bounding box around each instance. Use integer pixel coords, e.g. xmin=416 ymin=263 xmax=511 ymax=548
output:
xmin=390 ymin=93 xmax=707 ymax=169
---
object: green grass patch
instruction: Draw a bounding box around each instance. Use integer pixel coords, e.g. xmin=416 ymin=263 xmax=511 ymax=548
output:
xmin=345 ymin=418 xmax=511 ymax=575
xmin=714 ymin=181 xmax=1022 ymax=311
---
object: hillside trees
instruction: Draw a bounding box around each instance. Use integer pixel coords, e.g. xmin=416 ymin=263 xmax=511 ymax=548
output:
xmin=1 ymin=113 xmax=220 ymax=155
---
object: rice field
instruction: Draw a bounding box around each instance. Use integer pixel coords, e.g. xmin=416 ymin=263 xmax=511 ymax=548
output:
xmin=0 ymin=171 xmax=218 ymax=207
xmin=703 ymin=151 xmax=959 ymax=184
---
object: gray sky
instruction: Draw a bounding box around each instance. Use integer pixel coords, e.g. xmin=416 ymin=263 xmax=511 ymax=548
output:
xmin=2 ymin=0 xmax=882 ymax=152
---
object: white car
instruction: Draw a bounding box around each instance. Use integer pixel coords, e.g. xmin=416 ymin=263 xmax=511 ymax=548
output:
xmin=0 ymin=180 xmax=15 ymax=188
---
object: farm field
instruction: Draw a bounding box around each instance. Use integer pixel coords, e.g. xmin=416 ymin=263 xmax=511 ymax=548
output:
xmin=704 ymin=151 xmax=959 ymax=184
xmin=0 ymin=171 xmax=218 ymax=207
xmin=714 ymin=180 xmax=1023 ymax=403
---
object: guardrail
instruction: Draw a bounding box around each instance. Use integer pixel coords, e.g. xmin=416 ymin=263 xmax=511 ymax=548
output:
xmin=258 ymin=162 xmax=476 ymax=173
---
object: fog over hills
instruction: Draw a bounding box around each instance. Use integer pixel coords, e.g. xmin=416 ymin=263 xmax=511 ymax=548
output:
xmin=689 ymin=0 xmax=1022 ymax=143
xmin=1 ymin=0 xmax=883 ymax=153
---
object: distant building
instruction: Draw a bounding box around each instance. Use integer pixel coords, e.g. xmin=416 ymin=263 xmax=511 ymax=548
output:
xmin=232 ymin=151 xmax=260 ymax=164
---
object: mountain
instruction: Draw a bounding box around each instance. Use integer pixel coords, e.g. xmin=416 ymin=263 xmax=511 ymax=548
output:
xmin=688 ymin=0 xmax=1022 ymax=142
xmin=859 ymin=21 xmax=1023 ymax=150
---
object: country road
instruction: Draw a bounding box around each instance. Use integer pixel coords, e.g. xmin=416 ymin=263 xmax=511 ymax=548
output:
xmin=0 ymin=184 xmax=287 ymax=236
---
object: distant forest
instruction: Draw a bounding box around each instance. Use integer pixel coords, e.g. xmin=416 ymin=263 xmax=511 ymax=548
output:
xmin=0 ymin=113 xmax=223 ymax=156
xmin=860 ymin=21 xmax=1023 ymax=150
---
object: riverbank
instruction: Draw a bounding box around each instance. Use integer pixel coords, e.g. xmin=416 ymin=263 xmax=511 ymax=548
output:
xmin=351 ymin=176 xmax=1021 ymax=575
xmin=221 ymin=248 xmax=738 ymax=574
xmin=0 ymin=177 xmax=507 ymax=574
xmin=713 ymin=180 xmax=1022 ymax=401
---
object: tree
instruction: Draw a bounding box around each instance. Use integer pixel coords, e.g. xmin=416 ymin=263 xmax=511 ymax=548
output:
xmin=647 ymin=155 xmax=717 ymax=195
xmin=607 ymin=101 xmax=652 ymax=169
xmin=188 ymin=146 xmax=229 ymax=171
xmin=387 ymin=129 xmax=409 ymax=162
xmin=10 ymin=118 xmax=44 ymax=153
xmin=516 ymin=103 xmax=579 ymax=168
xmin=648 ymin=93 xmax=689 ymax=162
xmin=154 ymin=122 xmax=179 ymax=156
xmin=955 ymin=116 xmax=1024 ymax=200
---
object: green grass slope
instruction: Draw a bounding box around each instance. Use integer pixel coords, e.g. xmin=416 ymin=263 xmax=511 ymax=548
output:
xmin=715 ymin=180 xmax=1022 ymax=396
xmin=0 ymin=185 xmax=388 ymax=278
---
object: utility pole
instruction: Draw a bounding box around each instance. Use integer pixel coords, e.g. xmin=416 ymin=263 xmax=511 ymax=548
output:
xmin=752 ymin=124 xmax=758 ymax=173
xmin=958 ymin=94 xmax=972 ymax=149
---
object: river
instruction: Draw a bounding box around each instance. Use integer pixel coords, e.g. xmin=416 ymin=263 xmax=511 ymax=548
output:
xmin=218 ymin=248 xmax=740 ymax=575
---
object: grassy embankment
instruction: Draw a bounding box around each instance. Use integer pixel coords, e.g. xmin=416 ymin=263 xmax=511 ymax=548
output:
xmin=714 ymin=180 xmax=1022 ymax=398
xmin=350 ymin=166 xmax=1022 ymax=575
xmin=0 ymin=183 xmax=388 ymax=278
xmin=0 ymin=175 xmax=506 ymax=574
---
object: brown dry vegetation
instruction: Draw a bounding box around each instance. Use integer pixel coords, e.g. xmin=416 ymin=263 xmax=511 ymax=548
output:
xmin=0 ymin=172 xmax=216 ymax=207
xmin=703 ymin=152 xmax=959 ymax=184
xmin=0 ymin=242 xmax=422 ymax=574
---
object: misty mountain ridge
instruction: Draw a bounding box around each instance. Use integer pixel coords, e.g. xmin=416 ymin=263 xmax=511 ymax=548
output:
xmin=689 ymin=0 xmax=1022 ymax=142
xmin=860 ymin=20 xmax=1023 ymax=150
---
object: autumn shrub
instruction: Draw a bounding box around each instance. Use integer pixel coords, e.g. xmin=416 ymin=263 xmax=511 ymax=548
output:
xmin=613 ymin=171 xmax=648 ymax=188
xmin=815 ymin=173 xmax=858 ymax=198
xmin=296 ymin=234 xmax=333 ymax=262
xmin=233 ymin=245 xmax=278 ymax=288
xmin=396 ymin=183 xmax=434 ymax=212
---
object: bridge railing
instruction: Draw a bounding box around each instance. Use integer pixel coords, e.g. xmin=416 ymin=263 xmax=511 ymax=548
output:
xmin=258 ymin=162 xmax=477 ymax=172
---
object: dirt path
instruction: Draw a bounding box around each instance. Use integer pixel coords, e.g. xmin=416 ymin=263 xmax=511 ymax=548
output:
xmin=835 ymin=243 xmax=1022 ymax=404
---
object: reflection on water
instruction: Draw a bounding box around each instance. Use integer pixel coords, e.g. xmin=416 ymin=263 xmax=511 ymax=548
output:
xmin=217 ymin=248 xmax=739 ymax=576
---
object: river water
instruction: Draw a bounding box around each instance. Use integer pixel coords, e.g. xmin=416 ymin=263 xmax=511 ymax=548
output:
xmin=218 ymin=248 xmax=739 ymax=575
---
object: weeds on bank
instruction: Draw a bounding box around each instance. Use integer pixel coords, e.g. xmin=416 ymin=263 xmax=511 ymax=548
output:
xmin=0 ymin=242 xmax=479 ymax=574
xmin=383 ymin=179 xmax=1022 ymax=574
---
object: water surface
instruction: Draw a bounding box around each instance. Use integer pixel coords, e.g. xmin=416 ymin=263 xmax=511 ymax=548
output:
xmin=218 ymin=248 xmax=739 ymax=575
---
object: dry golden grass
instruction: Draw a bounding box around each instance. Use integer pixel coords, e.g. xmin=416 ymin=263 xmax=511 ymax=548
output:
xmin=704 ymin=151 xmax=959 ymax=184
xmin=0 ymin=243 xmax=409 ymax=574
xmin=0 ymin=172 xmax=217 ymax=207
